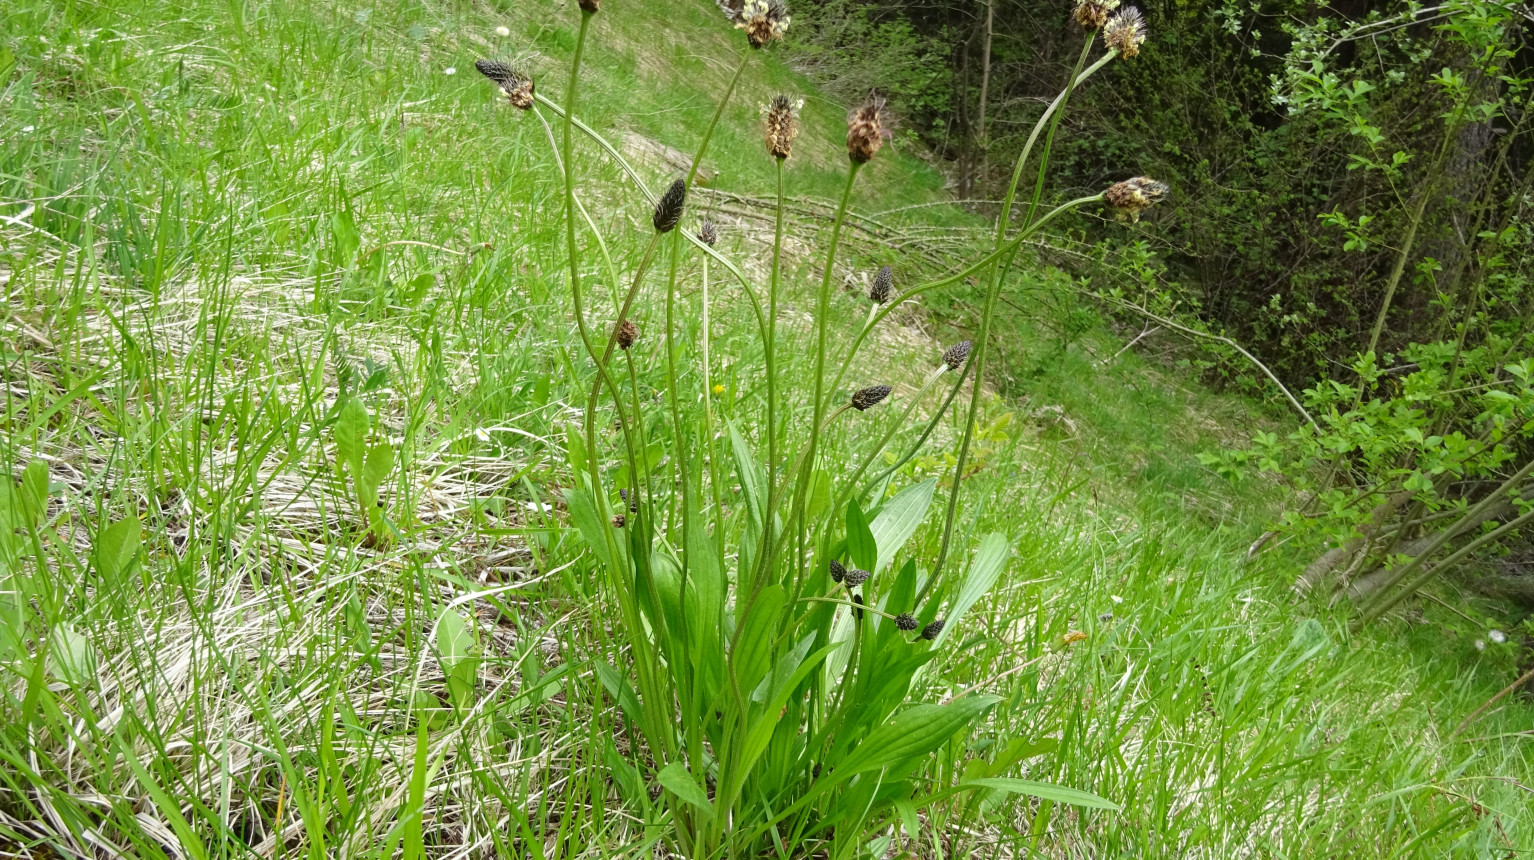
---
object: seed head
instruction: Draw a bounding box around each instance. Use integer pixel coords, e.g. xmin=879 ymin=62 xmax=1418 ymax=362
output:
xmin=1103 ymin=7 xmax=1147 ymax=58
xmin=698 ymin=219 xmax=719 ymax=247
xmin=653 ymin=178 xmax=687 ymax=233
xmin=578 ymin=0 xmax=600 ymax=13
xmin=895 ymin=613 xmax=918 ymax=631
xmin=763 ymin=94 xmax=802 ymax=160
xmin=852 ymin=594 xmax=866 ymax=619
xmin=474 ymin=60 xmax=535 ymax=110
xmin=943 ymin=340 xmax=972 ymax=372
xmin=920 ymin=618 xmax=946 ymax=641
xmin=1072 ymin=0 xmax=1120 ymax=29
xmin=722 ymin=0 xmax=791 ymax=49
xmin=616 ymin=319 xmax=639 ymax=350
xmin=612 ymin=514 xmax=626 ymax=528
xmin=618 ymin=488 xmax=638 ymax=512
xmin=842 ymin=568 xmax=870 ymax=587
xmin=869 ymin=266 xmax=892 ymax=304
xmin=847 ymin=94 xmax=891 ymax=164
xmin=1104 ymin=177 xmax=1170 ymax=223
xmin=851 ymin=385 xmax=893 ymax=411
xmin=829 ymin=559 xmax=846 ymax=583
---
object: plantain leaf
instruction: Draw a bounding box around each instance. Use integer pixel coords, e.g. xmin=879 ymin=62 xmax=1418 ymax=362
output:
xmin=868 ymin=479 xmax=936 ymax=573
xmin=937 ymin=533 xmax=1010 ymax=645
xmin=963 ymin=777 xmax=1120 ymax=811
xmin=732 ymin=584 xmax=784 ymax=696
xmin=846 ymin=499 xmax=877 ymax=572
xmin=334 ymin=397 xmax=369 ymax=482
xmin=93 ymin=517 xmax=142 ymax=581
xmin=19 ymin=460 xmax=49 ymax=527
xmin=657 ymin=761 xmax=713 ymax=817
xmin=836 ymin=695 xmax=1000 ymax=776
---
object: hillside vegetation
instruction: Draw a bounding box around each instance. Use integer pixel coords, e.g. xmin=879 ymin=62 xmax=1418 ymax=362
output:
xmin=1 ymin=0 xmax=1532 ymax=857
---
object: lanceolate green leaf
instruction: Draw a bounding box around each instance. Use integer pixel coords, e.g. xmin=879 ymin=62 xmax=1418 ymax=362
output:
xmin=93 ymin=517 xmax=142 ymax=581
xmin=963 ymin=777 xmax=1120 ymax=811
xmin=657 ymin=761 xmax=713 ymax=817
xmin=937 ymin=533 xmax=1010 ymax=645
xmin=868 ymin=478 xmax=936 ymax=573
xmin=846 ymin=499 xmax=877 ymax=572
xmin=835 ymin=695 xmax=1001 ymax=776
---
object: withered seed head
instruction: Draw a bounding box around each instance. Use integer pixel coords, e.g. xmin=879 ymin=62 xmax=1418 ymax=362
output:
xmin=474 ymin=60 xmax=535 ymax=110
xmin=846 ymin=94 xmax=891 ymax=164
xmin=653 ymin=178 xmax=687 ymax=233
xmin=842 ymin=568 xmax=870 ymax=587
xmin=920 ymin=618 xmax=946 ymax=641
xmin=1103 ymin=6 xmax=1147 ymax=58
xmin=852 ymin=593 xmax=865 ymax=619
xmin=869 ymin=266 xmax=892 ymax=304
xmin=618 ymin=488 xmax=638 ymax=512
xmin=1104 ymin=177 xmax=1170 ymax=223
xmin=829 ymin=559 xmax=846 ymax=583
xmin=763 ymin=94 xmax=802 ymax=160
xmin=612 ymin=514 xmax=626 ymax=528
xmin=1072 ymin=0 xmax=1119 ymax=29
xmin=851 ymin=385 xmax=893 ymax=411
xmin=895 ymin=613 xmax=918 ymax=631
xmin=943 ymin=340 xmax=972 ymax=372
xmin=616 ymin=319 xmax=639 ymax=350
xmin=578 ymin=0 xmax=600 ymax=13
xmin=724 ymin=0 xmax=791 ymax=49
xmin=698 ymin=219 xmax=719 ymax=247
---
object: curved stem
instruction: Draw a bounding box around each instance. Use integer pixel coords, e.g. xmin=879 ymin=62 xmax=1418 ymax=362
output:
xmin=832 ymin=367 xmax=945 ymax=514
xmin=687 ymin=54 xmax=750 ymax=188
xmin=864 ymin=358 xmax=972 ymax=499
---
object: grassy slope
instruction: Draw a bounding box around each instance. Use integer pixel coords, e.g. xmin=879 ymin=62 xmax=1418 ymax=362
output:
xmin=0 ymin=0 xmax=1531 ymax=857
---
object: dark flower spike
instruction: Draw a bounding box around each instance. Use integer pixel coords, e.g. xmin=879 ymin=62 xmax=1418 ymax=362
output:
xmin=895 ymin=613 xmax=918 ymax=631
xmin=869 ymin=266 xmax=892 ymax=304
xmin=847 ymin=94 xmax=891 ymax=164
xmin=943 ymin=340 xmax=972 ymax=372
xmin=764 ymin=94 xmax=802 ymax=160
xmin=618 ymin=488 xmax=638 ymax=512
xmin=578 ymin=0 xmax=600 ymax=13
xmin=829 ymin=559 xmax=846 ymax=583
xmin=654 ymin=178 xmax=687 ymax=234
xmin=920 ymin=618 xmax=946 ymax=641
xmin=474 ymin=60 xmax=535 ymax=110
xmin=1104 ymin=177 xmax=1170 ymax=223
xmin=851 ymin=385 xmax=893 ymax=411
xmin=852 ymin=594 xmax=866 ymax=620
xmin=617 ymin=319 xmax=639 ymax=350
xmin=721 ymin=0 xmax=791 ymax=49
xmin=1073 ymin=0 xmax=1119 ymax=29
xmin=1103 ymin=6 xmax=1147 ymax=58
xmin=698 ymin=219 xmax=719 ymax=247
xmin=842 ymin=568 xmax=871 ymax=587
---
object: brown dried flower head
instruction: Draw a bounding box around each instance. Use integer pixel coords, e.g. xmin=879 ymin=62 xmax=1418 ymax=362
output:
xmin=612 ymin=514 xmax=626 ymax=528
xmin=843 ymin=568 xmax=871 ymax=587
xmin=869 ymin=266 xmax=892 ymax=304
xmin=653 ymin=178 xmax=687 ymax=233
xmin=1072 ymin=0 xmax=1120 ymax=29
xmin=698 ymin=219 xmax=719 ymax=247
xmin=763 ymin=94 xmax=802 ymax=159
xmin=829 ymin=559 xmax=846 ymax=583
xmin=578 ymin=0 xmax=600 ymax=13
xmin=721 ymin=0 xmax=791 ymax=49
xmin=895 ymin=613 xmax=918 ymax=632
xmin=475 ymin=60 xmax=535 ymax=110
xmin=846 ymin=94 xmax=891 ymax=164
xmin=920 ymin=618 xmax=946 ymax=641
xmin=616 ymin=319 xmax=639 ymax=350
xmin=851 ymin=385 xmax=892 ymax=411
xmin=1103 ymin=6 xmax=1147 ymax=58
xmin=943 ymin=340 xmax=972 ymax=372
xmin=1104 ymin=176 xmax=1170 ymax=222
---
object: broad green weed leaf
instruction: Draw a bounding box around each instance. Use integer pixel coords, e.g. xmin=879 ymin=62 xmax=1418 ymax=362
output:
xmin=836 ymin=695 xmax=1000 ymax=776
xmin=728 ymin=419 xmax=765 ymax=529
xmin=47 ymin=624 xmax=96 ymax=686
xmin=334 ymin=397 xmax=369 ymax=481
xmin=20 ymin=460 xmax=48 ymax=526
xmin=806 ymin=469 xmax=831 ymax=522
xmin=733 ymin=585 xmax=785 ymax=696
xmin=938 ymin=533 xmax=1010 ymax=645
xmin=433 ymin=611 xmax=476 ymax=713
xmin=963 ymin=777 xmax=1120 ymax=811
xmin=657 ymin=761 xmax=713 ymax=816
xmin=595 ymin=661 xmax=642 ymax=725
xmin=93 ymin=517 xmax=142 ymax=581
xmin=869 ymin=479 xmax=936 ymax=572
xmin=846 ymin=500 xmax=877 ymax=572
xmin=563 ymin=488 xmax=615 ymax=571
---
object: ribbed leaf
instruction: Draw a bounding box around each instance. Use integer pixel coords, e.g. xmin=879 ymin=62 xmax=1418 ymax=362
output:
xmin=937 ymin=533 xmax=1010 ymax=644
xmin=963 ymin=778 xmax=1120 ymax=811
xmin=868 ymin=479 xmax=936 ymax=572
xmin=836 ymin=695 xmax=1000 ymax=776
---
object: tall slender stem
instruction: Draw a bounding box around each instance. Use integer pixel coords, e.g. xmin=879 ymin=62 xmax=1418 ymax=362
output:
xmin=687 ymin=54 xmax=750 ymax=188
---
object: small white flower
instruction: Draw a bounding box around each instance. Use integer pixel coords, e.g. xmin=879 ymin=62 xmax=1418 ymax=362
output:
xmin=1475 ymin=639 xmax=1487 ymax=651
xmin=1489 ymin=629 xmax=1507 ymax=644
xmin=474 ymin=428 xmax=490 ymax=442
xmin=444 ymin=66 xmax=457 ymax=75
xmin=1110 ymin=594 xmax=1124 ymax=604
xmin=495 ymin=26 xmax=510 ymax=36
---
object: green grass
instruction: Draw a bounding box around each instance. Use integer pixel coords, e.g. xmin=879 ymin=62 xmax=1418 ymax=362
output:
xmin=1 ymin=0 xmax=1532 ymax=857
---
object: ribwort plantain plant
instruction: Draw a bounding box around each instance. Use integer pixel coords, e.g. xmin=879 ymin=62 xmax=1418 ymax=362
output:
xmin=475 ymin=2 xmax=1163 ymax=856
